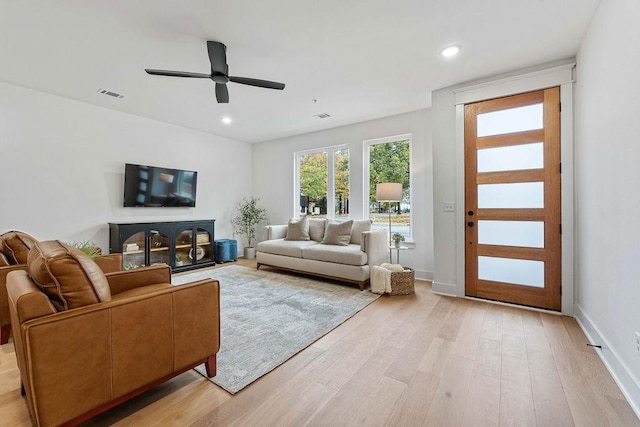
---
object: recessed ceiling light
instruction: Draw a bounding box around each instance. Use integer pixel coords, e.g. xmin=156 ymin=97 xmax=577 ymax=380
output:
xmin=441 ymin=46 xmax=460 ymax=58
xmin=220 ymin=116 xmax=232 ymax=125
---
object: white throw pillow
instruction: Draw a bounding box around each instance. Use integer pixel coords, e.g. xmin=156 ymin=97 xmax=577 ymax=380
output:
xmin=321 ymin=220 xmax=353 ymax=246
xmin=308 ymin=218 xmax=327 ymax=242
xmin=285 ymin=217 xmax=310 ymax=241
xmin=350 ymin=219 xmax=372 ymax=245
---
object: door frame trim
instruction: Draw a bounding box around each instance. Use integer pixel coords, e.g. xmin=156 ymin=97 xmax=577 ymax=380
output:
xmin=453 ymin=64 xmax=575 ymax=315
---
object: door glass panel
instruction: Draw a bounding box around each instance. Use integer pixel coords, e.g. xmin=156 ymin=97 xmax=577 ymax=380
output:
xmin=175 ymin=229 xmax=194 ymax=267
xmin=478 ymin=256 xmax=544 ymax=288
xmin=122 ymin=231 xmax=145 ymax=270
xmin=149 ymin=230 xmax=170 ymax=265
xmin=478 ymin=220 xmax=544 ymax=248
xmin=477 ymin=104 xmax=543 ymax=137
xmin=195 ymin=228 xmax=213 ymax=264
xmin=478 ymin=182 xmax=544 ymax=208
xmin=477 ymin=142 xmax=543 ymax=173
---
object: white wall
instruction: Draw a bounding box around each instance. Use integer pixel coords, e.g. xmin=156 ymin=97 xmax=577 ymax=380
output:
xmin=0 ymin=82 xmax=252 ymax=252
xmin=252 ymin=110 xmax=433 ymax=280
xmin=574 ymin=0 xmax=640 ymax=414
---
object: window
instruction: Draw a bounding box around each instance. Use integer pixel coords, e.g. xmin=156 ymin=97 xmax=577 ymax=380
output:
xmin=364 ymin=134 xmax=412 ymax=240
xmin=295 ymin=146 xmax=349 ymax=220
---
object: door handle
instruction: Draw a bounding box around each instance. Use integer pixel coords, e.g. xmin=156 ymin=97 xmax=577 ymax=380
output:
xmin=467 ymin=221 xmax=474 ymax=228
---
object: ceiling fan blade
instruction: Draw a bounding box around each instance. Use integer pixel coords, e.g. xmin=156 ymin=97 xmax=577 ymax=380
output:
xmin=207 ymin=41 xmax=227 ymax=74
xmin=215 ymin=83 xmax=229 ymax=103
xmin=145 ymin=69 xmax=211 ymax=78
xmin=229 ymin=76 xmax=285 ymax=90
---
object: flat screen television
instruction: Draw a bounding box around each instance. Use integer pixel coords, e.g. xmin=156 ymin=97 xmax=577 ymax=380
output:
xmin=123 ymin=163 xmax=197 ymax=207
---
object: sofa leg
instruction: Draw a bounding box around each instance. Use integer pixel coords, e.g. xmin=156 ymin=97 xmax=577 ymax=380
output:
xmin=256 ymin=263 xmax=262 ymax=270
xmin=358 ymin=281 xmax=365 ymax=291
xmin=0 ymin=324 xmax=10 ymax=345
xmin=205 ymin=354 xmax=217 ymax=378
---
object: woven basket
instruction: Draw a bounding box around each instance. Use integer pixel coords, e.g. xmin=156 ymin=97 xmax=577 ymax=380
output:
xmin=389 ymin=267 xmax=415 ymax=295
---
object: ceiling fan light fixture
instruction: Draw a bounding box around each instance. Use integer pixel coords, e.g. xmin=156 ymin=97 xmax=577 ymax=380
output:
xmin=145 ymin=41 xmax=285 ymax=103
xmin=441 ymin=45 xmax=460 ymax=58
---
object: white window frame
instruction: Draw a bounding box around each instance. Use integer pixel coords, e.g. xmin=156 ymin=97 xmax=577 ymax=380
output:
xmin=293 ymin=144 xmax=350 ymax=220
xmin=363 ymin=133 xmax=413 ymax=242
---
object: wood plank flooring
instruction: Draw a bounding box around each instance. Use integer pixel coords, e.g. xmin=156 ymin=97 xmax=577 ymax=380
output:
xmin=0 ymin=259 xmax=637 ymax=426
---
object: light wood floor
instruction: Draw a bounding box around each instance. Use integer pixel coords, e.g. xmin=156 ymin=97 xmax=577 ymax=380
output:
xmin=1 ymin=259 xmax=638 ymax=426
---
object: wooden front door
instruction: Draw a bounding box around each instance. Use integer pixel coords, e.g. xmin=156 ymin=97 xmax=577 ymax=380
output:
xmin=464 ymin=87 xmax=561 ymax=310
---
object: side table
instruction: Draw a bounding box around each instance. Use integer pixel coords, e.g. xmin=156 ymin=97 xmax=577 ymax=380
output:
xmin=390 ymin=246 xmax=409 ymax=264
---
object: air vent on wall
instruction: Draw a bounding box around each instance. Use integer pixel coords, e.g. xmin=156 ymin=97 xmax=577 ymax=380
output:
xmin=97 ymin=88 xmax=124 ymax=99
xmin=313 ymin=113 xmax=331 ymax=119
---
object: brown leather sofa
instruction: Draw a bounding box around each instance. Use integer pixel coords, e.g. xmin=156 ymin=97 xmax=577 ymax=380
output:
xmin=7 ymin=240 xmax=220 ymax=426
xmin=0 ymin=231 xmax=122 ymax=344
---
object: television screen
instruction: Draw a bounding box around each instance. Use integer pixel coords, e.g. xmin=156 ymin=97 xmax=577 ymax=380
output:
xmin=123 ymin=163 xmax=197 ymax=207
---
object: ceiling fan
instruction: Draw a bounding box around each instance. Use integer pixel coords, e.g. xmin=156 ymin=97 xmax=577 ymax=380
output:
xmin=145 ymin=41 xmax=285 ymax=103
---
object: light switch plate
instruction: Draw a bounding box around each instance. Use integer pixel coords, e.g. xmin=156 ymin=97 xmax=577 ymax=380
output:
xmin=444 ymin=202 xmax=455 ymax=212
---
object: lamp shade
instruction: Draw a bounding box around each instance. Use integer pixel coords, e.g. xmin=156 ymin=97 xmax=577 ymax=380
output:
xmin=376 ymin=183 xmax=403 ymax=202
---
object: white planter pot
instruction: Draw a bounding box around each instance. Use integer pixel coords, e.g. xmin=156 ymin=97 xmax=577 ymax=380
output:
xmin=244 ymin=247 xmax=256 ymax=259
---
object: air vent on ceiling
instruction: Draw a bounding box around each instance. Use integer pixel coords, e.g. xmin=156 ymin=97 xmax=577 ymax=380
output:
xmin=313 ymin=113 xmax=331 ymax=119
xmin=97 ymin=88 xmax=124 ymax=99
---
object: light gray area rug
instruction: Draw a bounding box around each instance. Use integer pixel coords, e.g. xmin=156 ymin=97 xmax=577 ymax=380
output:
xmin=172 ymin=265 xmax=379 ymax=394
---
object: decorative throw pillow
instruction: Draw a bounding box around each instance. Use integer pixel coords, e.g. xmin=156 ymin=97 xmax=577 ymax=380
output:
xmin=0 ymin=253 xmax=10 ymax=267
xmin=285 ymin=217 xmax=310 ymax=241
xmin=28 ymin=240 xmax=112 ymax=311
xmin=321 ymin=220 xmax=354 ymax=246
xmin=350 ymin=219 xmax=372 ymax=245
xmin=0 ymin=230 xmax=37 ymax=264
xmin=308 ymin=218 xmax=327 ymax=242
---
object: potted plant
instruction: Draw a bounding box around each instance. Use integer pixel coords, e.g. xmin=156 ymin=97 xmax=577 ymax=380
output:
xmin=67 ymin=240 xmax=102 ymax=259
xmin=231 ymin=197 xmax=268 ymax=259
xmin=391 ymin=232 xmax=405 ymax=248
xmin=175 ymin=253 xmax=186 ymax=267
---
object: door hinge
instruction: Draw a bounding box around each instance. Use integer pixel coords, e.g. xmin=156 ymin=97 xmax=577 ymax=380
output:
xmin=559 ymin=102 xmax=562 ymax=112
xmin=560 ymin=285 xmax=562 ymax=296
xmin=559 ymin=224 xmax=562 ymax=234
xmin=559 ymin=163 xmax=562 ymax=173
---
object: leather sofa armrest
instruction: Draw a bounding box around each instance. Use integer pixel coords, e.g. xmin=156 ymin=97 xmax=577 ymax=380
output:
xmin=1 ymin=264 xmax=30 ymax=327
xmin=94 ymin=253 xmax=123 ymax=274
xmin=106 ymin=264 xmax=171 ymax=295
xmin=362 ymin=229 xmax=389 ymax=267
xmin=7 ymin=270 xmax=57 ymax=325
xmin=265 ymin=225 xmax=287 ymax=240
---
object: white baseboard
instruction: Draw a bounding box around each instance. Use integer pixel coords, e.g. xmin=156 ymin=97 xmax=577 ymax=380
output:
xmin=431 ymin=281 xmax=458 ymax=297
xmin=413 ymin=269 xmax=433 ymax=281
xmin=574 ymin=304 xmax=640 ymax=420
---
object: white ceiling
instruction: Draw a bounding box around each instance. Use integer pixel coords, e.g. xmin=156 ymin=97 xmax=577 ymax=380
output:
xmin=0 ymin=0 xmax=599 ymax=143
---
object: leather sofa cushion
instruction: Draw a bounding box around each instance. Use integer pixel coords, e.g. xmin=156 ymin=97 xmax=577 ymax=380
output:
xmin=256 ymin=239 xmax=318 ymax=258
xmin=0 ymin=253 xmax=11 ymax=267
xmin=28 ymin=240 xmax=112 ymax=311
xmin=302 ymin=243 xmax=367 ymax=266
xmin=0 ymin=231 xmax=37 ymax=264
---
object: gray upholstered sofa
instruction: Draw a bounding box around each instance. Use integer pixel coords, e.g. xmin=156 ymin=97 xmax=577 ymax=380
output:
xmin=256 ymin=218 xmax=388 ymax=290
